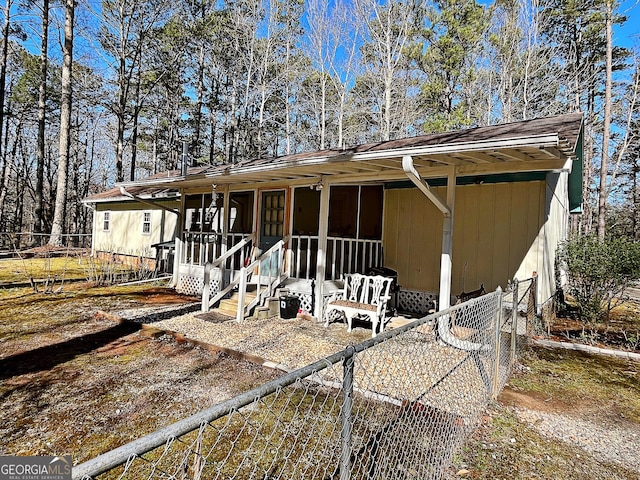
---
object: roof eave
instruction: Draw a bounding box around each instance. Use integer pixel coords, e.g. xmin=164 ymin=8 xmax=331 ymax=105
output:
xmin=82 ymin=191 xmax=181 ymax=205
xmin=117 ymin=133 xmax=569 ymax=190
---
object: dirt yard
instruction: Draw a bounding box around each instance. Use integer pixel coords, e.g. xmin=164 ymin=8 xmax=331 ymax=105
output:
xmin=0 ymin=283 xmax=281 ymax=464
xmin=2 ymin=255 xmax=640 ymax=478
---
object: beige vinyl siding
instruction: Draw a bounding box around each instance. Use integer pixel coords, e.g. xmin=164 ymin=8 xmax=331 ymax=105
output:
xmin=539 ymin=172 xmax=569 ymax=305
xmin=383 ymin=181 xmax=546 ymax=295
xmin=93 ymin=200 xmax=178 ymax=258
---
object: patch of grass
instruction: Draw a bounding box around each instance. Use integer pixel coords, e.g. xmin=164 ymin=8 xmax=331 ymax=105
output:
xmin=0 ymin=255 xmax=145 ymax=287
xmin=0 ymin=256 xmax=91 ymax=284
xmin=509 ymin=346 xmax=640 ymax=422
xmin=456 ymin=406 xmax=640 ymax=480
xmin=0 ymin=284 xmax=155 ymax=344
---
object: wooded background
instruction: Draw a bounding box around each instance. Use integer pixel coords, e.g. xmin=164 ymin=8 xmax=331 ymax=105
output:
xmin=0 ymin=0 xmax=637 ymax=246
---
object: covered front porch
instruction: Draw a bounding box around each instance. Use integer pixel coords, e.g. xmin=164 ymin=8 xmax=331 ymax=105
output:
xmin=118 ymin=113 xmax=583 ymax=325
xmin=174 ymin=183 xmax=399 ymax=320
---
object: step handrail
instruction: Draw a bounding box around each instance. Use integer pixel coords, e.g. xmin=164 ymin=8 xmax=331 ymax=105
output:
xmin=201 ymin=233 xmax=255 ymax=312
xmin=236 ymin=235 xmax=291 ymax=321
xmin=210 ymin=233 xmax=255 ymax=269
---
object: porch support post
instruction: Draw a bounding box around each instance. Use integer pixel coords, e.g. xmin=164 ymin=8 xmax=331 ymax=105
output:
xmin=439 ymin=166 xmax=456 ymax=311
xmin=221 ymin=184 xmax=230 ymax=256
xmin=315 ymin=180 xmax=330 ymax=320
xmin=172 ymin=188 xmax=185 ymax=287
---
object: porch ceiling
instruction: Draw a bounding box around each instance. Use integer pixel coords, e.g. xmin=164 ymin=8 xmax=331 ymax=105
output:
xmin=119 ymin=112 xmax=583 ymax=190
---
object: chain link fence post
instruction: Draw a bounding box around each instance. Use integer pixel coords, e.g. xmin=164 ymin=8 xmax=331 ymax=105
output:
xmin=492 ymin=286 xmax=503 ymax=399
xmin=340 ymin=346 xmax=355 ymax=480
xmin=511 ymin=278 xmax=519 ymax=365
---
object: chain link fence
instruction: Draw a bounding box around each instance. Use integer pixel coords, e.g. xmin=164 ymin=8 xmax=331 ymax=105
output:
xmin=1 ymin=232 xmax=92 ymax=251
xmin=74 ymin=280 xmax=537 ymax=480
xmin=494 ymin=276 xmax=537 ymax=393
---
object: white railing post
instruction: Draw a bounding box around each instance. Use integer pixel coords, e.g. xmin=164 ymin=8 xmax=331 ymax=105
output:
xmin=305 ymin=237 xmax=311 ymax=279
xmin=277 ymin=242 xmax=282 ymax=281
xmin=268 ymin=249 xmax=274 ymax=295
xmin=237 ymin=267 xmax=247 ymax=322
xmin=202 ymin=263 xmax=211 ymax=312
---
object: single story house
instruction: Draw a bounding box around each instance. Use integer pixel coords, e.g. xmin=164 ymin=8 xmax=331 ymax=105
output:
xmin=83 ymin=182 xmax=182 ymax=273
xmin=86 ymin=113 xmax=584 ymax=321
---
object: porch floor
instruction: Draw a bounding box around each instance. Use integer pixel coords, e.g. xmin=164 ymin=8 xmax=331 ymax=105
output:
xmin=149 ymin=313 xmax=423 ymax=371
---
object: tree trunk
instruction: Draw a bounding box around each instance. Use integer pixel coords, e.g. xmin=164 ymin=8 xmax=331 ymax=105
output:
xmin=13 ymin=137 xmax=27 ymax=235
xmin=0 ymin=118 xmax=18 ymax=234
xmin=193 ymin=42 xmax=205 ymax=160
xmin=633 ymin=162 xmax=639 ymax=240
xmin=0 ymin=0 xmax=12 ymax=186
xmin=284 ymin=40 xmax=292 ymax=155
xmin=48 ymin=0 xmax=75 ymax=247
xmin=383 ymin=73 xmax=392 ymax=141
xmin=34 ymin=0 xmax=50 ymax=236
xmin=320 ymin=76 xmax=326 ymax=149
xmin=129 ymin=66 xmax=141 ymax=181
xmin=115 ymin=56 xmax=126 ymax=182
xmin=597 ymin=0 xmax=613 ymax=240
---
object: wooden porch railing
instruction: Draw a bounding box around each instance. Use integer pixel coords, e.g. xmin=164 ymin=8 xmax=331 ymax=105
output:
xmin=289 ymin=235 xmax=383 ymax=281
xmin=234 ymin=236 xmax=290 ymax=321
xmin=202 ymin=235 xmax=290 ymax=320
xmin=181 ymin=231 xmax=249 ymax=266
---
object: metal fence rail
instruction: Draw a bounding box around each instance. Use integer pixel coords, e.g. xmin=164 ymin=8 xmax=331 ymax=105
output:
xmin=74 ymin=280 xmax=535 ymax=480
xmin=1 ymin=232 xmax=92 ymax=250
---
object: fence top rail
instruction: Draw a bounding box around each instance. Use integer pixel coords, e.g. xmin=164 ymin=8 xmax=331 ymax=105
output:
xmin=1 ymin=232 xmax=92 ymax=237
xmin=73 ymin=289 xmax=502 ymax=480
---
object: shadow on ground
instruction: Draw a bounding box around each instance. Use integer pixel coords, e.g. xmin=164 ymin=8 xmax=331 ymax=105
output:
xmin=0 ymin=322 xmax=141 ymax=380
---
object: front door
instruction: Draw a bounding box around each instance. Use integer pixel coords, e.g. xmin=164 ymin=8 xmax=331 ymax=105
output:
xmin=260 ymin=190 xmax=286 ymax=250
xmin=259 ymin=190 xmax=286 ymax=280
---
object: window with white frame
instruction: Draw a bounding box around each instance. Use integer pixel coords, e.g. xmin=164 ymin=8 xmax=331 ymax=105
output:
xmin=142 ymin=211 xmax=151 ymax=234
xmin=103 ymin=211 xmax=110 ymax=231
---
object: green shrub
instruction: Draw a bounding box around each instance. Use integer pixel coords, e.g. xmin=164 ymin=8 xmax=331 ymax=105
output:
xmin=558 ymin=234 xmax=640 ymax=322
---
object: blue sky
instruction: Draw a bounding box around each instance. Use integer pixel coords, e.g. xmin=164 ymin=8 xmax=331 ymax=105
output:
xmin=616 ymin=0 xmax=640 ymax=50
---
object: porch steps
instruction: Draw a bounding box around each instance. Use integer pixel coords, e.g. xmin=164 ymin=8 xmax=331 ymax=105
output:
xmin=253 ymin=297 xmax=280 ymax=320
xmin=210 ymin=287 xmax=287 ymax=321
xmin=241 ymin=287 xmax=285 ymax=320
xmin=217 ymin=290 xmax=258 ymax=316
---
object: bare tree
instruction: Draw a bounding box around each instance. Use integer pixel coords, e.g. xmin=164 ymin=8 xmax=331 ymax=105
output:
xmin=355 ymin=0 xmax=412 ymax=141
xmin=33 ymin=0 xmax=50 ymax=237
xmin=48 ymin=0 xmax=75 ymax=247
xmin=305 ymin=0 xmax=361 ymax=149
xmin=597 ymin=0 xmax=613 ymax=240
xmin=94 ymin=0 xmax=171 ymax=182
xmin=0 ymin=0 xmax=13 ymax=182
